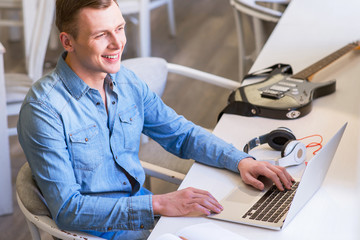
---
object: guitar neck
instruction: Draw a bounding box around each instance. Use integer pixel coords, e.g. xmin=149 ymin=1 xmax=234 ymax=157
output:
xmin=292 ymin=42 xmax=360 ymax=81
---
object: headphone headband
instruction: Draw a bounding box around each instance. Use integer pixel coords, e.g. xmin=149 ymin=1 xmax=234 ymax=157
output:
xmin=243 ymin=127 xmax=296 ymax=153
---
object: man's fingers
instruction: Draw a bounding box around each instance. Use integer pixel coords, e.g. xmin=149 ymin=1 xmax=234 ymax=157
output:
xmin=190 ymin=189 xmax=223 ymax=214
xmin=152 ymin=187 xmax=223 ymax=217
xmin=191 ymin=188 xmax=219 ymax=201
xmin=238 ymin=158 xmax=294 ymax=191
xmin=266 ymin=164 xmax=295 ymax=190
xmin=242 ymin=172 xmax=265 ymax=190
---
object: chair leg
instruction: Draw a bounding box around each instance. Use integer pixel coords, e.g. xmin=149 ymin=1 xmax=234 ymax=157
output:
xmin=166 ymin=0 xmax=176 ymax=36
xmin=139 ymin=0 xmax=151 ymax=57
xmin=252 ymin=17 xmax=265 ymax=57
xmin=25 ymin=219 xmax=42 ymax=240
xmin=232 ymin=7 xmax=246 ymax=80
xmin=8 ymin=10 xmax=22 ymax=42
xmin=49 ymin=22 xmax=59 ymax=50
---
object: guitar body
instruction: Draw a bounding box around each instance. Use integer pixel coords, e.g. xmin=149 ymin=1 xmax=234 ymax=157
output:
xmin=219 ymin=41 xmax=359 ymax=120
xmin=222 ymin=72 xmax=336 ymax=119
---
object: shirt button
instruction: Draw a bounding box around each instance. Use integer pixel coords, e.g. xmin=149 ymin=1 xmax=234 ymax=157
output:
xmin=123 ymin=182 xmax=127 ymax=185
xmin=96 ymin=102 xmax=100 ymax=105
xmin=140 ymin=224 xmax=144 ymax=229
xmin=112 ymin=101 xmax=115 ymax=105
xmin=85 ymin=138 xmax=88 ymax=142
xmin=107 ymin=227 xmax=112 ymax=231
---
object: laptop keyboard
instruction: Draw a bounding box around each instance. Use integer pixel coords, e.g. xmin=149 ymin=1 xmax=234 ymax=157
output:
xmin=242 ymin=182 xmax=299 ymax=223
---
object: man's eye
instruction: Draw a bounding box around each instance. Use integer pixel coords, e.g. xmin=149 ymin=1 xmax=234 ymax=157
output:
xmin=96 ymin=33 xmax=105 ymax=38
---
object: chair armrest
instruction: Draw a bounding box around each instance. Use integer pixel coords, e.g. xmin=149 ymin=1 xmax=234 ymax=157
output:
xmin=230 ymin=0 xmax=282 ymax=22
xmin=167 ymin=63 xmax=241 ymax=90
xmin=140 ymin=160 xmax=186 ymax=185
xmin=16 ymin=193 xmax=106 ymax=240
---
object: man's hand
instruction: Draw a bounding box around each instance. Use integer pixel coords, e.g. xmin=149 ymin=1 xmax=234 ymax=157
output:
xmin=152 ymin=187 xmax=223 ymax=216
xmin=238 ymin=157 xmax=294 ymax=191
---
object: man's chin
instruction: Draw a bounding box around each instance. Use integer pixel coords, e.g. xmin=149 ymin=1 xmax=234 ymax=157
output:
xmin=106 ymin=64 xmax=122 ymax=74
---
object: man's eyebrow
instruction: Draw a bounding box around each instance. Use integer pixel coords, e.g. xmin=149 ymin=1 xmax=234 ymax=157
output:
xmin=117 ymin=21 xmax=126 ymax=28
xmin=90 ymin=22 xmax=126 ymax=36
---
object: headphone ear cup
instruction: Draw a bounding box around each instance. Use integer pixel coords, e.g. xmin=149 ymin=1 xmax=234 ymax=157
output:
xmin=268 ymin=128 xmax=296 ymax=151
xmin=279 ymin=140 xmax=307 ymax=167
xmin=281 ymin=140 xmax=297 ymax=157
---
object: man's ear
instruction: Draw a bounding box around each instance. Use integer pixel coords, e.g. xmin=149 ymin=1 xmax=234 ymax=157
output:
xmin=59 ymin=32 xmax=74 ymax=52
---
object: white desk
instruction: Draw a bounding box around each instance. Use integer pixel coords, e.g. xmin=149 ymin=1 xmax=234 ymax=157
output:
xmin=149 ymin=0 xmax=360 ymax=239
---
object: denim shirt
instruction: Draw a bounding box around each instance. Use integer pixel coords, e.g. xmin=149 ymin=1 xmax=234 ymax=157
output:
xmin=17 ymin=52 xmax=252 ymax=235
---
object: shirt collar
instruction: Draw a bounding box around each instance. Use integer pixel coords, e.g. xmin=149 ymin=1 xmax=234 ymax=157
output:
xmin=56 ymin=52 xmax=119 ymax=99
xmin=55 ymin=52 xmax=90 ymax=100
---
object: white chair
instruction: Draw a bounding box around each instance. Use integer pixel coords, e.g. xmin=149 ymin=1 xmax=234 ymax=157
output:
xmin=16 ymin=161 xmax=184 ymax=240
xmin=0 ymin=0 xmax=38 ymax=68
xmin=0 ymin=0 xmax=22 ymax=42
xmin=16 ymin=162 xmax=106 ymax=240
xmin=1 ymin=0 xmax=54 ymax=136
xmin=229 ymin=0 xmax=288 ymax=80
xmin=117 ymin=0 xmax=176 ymax=57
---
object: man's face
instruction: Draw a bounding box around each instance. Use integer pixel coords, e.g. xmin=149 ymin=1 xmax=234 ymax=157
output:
xmin=67 ymin=1 xmax=126 ymax=79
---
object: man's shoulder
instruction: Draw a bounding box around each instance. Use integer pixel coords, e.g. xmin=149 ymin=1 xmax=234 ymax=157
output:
xmin=23 ymin=70 xmax=69 ymax=111
xmin=113 ymin=65 xmax=143 ymax=84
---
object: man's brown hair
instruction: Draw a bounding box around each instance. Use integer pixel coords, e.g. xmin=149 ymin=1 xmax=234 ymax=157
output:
xmin=55 ymin=0 xmax=117 ymax=39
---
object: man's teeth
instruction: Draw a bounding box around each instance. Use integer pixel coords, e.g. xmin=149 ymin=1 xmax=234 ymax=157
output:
xmin=103 ymin=55 xmax=118 ymax=59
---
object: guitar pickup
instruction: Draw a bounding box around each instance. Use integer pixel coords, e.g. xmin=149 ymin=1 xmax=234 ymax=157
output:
xmin=278 ymin=81 xmax=297 ymax=88
xmin=269 ymin=85 xmax=290 ymax=92
xmin=261 ymin=89 xmax=285 ymax=99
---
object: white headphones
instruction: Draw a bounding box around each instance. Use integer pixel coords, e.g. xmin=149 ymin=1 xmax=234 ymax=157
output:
xmin=243 ymin=127 xmax=306 ymax=167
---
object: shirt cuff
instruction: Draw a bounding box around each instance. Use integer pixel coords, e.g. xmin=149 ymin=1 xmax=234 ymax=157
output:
xmin=223 ymin=144 xmax=254 ymax=173
xmin=127 ymin=194 xmax=155 ymax=230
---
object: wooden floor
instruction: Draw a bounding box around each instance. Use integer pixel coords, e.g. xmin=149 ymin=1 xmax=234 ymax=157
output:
xmin=0 ymin=0 xmax=255 ymax=239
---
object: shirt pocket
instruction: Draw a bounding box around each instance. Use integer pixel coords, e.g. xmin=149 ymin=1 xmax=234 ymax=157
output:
xmin=69 ymin=124 xmax=103 ymax=171
xmin=119 ymin=104 xmax=142 ymax=150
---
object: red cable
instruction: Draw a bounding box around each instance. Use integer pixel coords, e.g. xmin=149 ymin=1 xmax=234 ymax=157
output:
xmin=297 ymin=134 xmax=323 ymax=155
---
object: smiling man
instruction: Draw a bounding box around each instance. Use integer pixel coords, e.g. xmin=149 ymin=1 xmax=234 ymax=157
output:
xmin=17 ymin=0 xmax=293 ymax=239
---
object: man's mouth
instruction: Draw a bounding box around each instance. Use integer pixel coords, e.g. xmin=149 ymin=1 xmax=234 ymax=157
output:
xmin=102 ymin=54 xmax=119 ymax=59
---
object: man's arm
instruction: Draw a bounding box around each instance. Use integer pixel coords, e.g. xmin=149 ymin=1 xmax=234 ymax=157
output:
xmin=137 ymin=79 xmax=293 ymax=216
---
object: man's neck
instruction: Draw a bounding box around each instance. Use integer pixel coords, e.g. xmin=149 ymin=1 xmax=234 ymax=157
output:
xmin=65 ymin=53 xmax=107 ymax=92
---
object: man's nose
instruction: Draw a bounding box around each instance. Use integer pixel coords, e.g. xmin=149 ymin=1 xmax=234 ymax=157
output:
xmin=110 ymin=33 xmax=124 ymax=49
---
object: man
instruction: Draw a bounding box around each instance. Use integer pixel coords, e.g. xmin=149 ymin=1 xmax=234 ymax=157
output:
xmin=17 ymin=0 xmax=293 ymax=239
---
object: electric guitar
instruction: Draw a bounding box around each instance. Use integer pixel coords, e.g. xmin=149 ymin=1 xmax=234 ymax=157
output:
xmin=220 ymin=41 xmax=360 ymax=120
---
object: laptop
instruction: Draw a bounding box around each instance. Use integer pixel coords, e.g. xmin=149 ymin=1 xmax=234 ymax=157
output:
xmin=208 ymin=123 xmax=347 ymax=230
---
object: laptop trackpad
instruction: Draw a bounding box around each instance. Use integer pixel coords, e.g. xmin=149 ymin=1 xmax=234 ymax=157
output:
xmin=224 ymin=177 xmax=273 ymax=204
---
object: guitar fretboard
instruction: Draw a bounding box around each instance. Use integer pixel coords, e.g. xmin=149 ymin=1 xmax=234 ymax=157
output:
xmin=292 ymin=42 xmax=360 ymax=81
